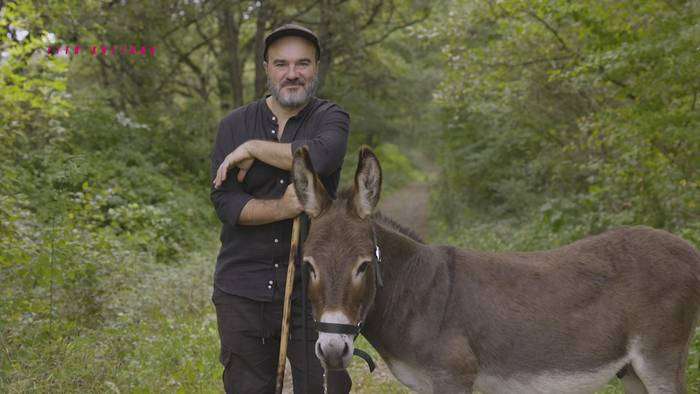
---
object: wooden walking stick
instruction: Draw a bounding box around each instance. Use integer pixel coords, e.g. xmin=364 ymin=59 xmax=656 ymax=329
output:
xmin=275 ymin=215 xmax=301 ymax=394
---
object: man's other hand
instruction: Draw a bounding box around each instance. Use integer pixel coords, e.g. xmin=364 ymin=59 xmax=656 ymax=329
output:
xmin=234 ymin=158 xmax=254 ymax=183
xmin=213 ymin=143 xmax=254 ymax=188
xmin=282 ymin=183 xmax=303 ymax=217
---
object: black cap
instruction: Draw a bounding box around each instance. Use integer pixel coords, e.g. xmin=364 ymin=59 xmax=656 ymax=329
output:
xmin=264 ymin=23 xmax=321 ymax=62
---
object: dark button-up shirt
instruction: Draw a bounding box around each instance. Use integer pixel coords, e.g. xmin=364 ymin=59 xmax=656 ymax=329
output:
xmin=210 ymin=96 xmax=350 ymax=301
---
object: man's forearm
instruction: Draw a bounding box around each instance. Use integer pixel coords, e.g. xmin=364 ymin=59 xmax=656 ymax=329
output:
xmin=246 ymin=140 xmax=293 ymax=171
xmin=238 ymin=197 xmax=296 ymax=225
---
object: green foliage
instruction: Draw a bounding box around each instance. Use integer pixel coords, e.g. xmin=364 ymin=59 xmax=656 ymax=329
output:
xmin=0 ymin=1 xmax=71 ymax=159
xmin=2 ymin=242 xmax=221 ymax=392
xmin=340 ymin=143 xmax=426 ymax=196
xmin=429 ymin=0 xmax=699 ymax=244
xmin=1 ymin=70 xmax=217 ymax=390
xmin=374 ymin=143 xmax=427 ymax=191
xmin=323 ymin=29 xmax=443 ymax=150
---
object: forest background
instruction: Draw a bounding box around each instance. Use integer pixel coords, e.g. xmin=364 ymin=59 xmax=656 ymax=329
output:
xmin=1 ymin=0 xmax=698 ymax=392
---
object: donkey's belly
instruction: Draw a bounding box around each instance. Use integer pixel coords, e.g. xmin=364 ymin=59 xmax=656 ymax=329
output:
xmin=474 ymin=355 xmax=629 ymax=394
xmin=384 ymin=358 xmax=433 ymax=393
xmin=386 ymin=355 xmax=628 ymax=394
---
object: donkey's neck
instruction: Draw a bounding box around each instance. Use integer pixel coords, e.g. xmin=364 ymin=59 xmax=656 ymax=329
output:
xmin=362 ymin=217 xmax=450 ymax=359
xmin=371 ymin=216 xmax=425 ymax=280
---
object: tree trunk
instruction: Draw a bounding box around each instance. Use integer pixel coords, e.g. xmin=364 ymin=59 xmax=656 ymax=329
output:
xmin=317 ymin=0 xmax=333 ymax=93
xmin=219 ymin=4 xmax=244 ymax=109
xmin=254 ymin=2 xmax=270 ymax=98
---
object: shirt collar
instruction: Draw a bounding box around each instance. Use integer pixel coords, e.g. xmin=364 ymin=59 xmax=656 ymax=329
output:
xmin=262 ymin=95 xmax=318 ymax=120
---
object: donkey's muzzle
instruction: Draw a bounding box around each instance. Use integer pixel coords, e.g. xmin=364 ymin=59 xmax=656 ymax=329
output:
xmin=316 ymin=337 xmax=353 ymax=370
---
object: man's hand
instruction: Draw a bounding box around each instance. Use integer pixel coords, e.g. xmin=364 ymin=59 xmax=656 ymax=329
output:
xmin=213 ymin=142 xmax=255 ymax=188
xmin=234 ymin=158 xmax=254 ymax=183
xmin=280 ymin=183 xmax=303 ymax=217
xmin=236 ymin=183 xmax=303 ymax=225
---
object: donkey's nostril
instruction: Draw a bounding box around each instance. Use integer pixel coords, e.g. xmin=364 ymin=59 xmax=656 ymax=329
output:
xmin=342 ymin=342 xmax=350 ymax=357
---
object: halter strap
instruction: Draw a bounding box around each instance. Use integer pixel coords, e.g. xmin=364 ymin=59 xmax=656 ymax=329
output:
xmin=314 ymin=321 xmax=363 ymax=336
xmin=352 ymin=348 xmax=376 ymax=372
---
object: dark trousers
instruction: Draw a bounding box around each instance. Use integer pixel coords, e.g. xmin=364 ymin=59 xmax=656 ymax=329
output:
xmin=212 ymin=287 xmax=352 ymax=394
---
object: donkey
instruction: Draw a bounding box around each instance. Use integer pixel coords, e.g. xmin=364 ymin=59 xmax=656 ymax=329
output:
xmin=291 ymin=145 xmax=700 ymax=394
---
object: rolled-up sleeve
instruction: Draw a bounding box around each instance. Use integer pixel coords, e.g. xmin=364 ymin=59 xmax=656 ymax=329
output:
xmin=291 ymin=106 xmax=349 ymax=176
xmin=210 ymin=119 xmax=254 ymax=226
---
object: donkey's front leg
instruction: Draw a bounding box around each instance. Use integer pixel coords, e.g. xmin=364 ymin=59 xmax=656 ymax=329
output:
xmin=428 ymin=360 xmax=478 ymax=393
xmin=430 ymin=335 xmax=478 ymax=394
xmin=429 ymin=364 xmax=477 ymax=394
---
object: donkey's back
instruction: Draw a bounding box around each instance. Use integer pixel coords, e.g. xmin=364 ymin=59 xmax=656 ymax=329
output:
xmin=447 ymin=226 xmax=700 ymax=394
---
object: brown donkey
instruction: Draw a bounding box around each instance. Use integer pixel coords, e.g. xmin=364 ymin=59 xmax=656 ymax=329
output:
xmin=291 ymin=145 xmax=700 ymax=394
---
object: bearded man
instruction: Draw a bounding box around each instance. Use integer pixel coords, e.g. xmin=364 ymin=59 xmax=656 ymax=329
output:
xmin=209 ymin=24 xmax=352 ymax=393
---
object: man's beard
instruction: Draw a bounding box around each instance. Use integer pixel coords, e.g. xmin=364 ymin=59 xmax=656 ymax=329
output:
xmin=268 ymin=74 xmax=319 ymax=109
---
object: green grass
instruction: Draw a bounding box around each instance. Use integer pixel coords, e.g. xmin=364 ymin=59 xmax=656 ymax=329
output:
xmin=1 ymin=241 xmax=222 ymax=393
xmin=348 ymin=337 xmax=409 ymax=393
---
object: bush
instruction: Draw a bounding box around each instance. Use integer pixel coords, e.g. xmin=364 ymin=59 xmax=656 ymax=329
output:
xmin=0 ymin=98 xmax=219 ymax=389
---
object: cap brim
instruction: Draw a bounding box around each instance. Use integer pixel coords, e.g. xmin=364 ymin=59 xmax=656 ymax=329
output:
xmin=264 ymin=28 xmax=321 ymax=59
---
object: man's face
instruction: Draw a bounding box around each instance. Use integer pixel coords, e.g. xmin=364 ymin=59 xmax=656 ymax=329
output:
xmin=265 ymin=36 xmax=319 ymax=109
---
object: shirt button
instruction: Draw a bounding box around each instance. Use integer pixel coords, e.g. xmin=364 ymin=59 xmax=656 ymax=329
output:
xmin=272 ymin=116 xmax=276 ymax=121
xmin=274 ymin=238 xmax=279 ymax=243
xmin=274 ymin=263 xmax=279 ymax=268
xmin=268 ymin=285 xmax=272 ymax=289
xmin=279 ymin=179 xmax=284 ymax=184
xmin=268 ymin=280 xmax=274 ymax=285
xmin=271 ymin=129 xmax=276 ymax=134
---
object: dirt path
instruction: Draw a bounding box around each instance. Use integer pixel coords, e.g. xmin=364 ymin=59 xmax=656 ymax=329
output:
xmin=378 ymin=181 xmax=431 ymax=240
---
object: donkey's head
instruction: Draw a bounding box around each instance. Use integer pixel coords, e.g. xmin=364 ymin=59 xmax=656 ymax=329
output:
xmin=292 ymin=145 xmax=382 ymax=370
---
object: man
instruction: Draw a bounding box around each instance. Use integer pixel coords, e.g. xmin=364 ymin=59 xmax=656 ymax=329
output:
xmin=209 ymin=24 xmax=352 ymax=393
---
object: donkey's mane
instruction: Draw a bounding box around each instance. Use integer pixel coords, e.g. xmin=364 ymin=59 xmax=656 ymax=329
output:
xmin=337 ymin=187 xmax=424 ymax=244
xmin=373 ymin=211 xmax=425 ymax=244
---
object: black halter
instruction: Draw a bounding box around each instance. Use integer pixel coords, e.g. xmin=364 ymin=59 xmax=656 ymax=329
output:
xmin=309 ymin=222 xmax=383 ymax=372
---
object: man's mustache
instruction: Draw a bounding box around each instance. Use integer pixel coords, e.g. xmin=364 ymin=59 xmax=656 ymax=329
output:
xmin=281 ymin=79 xmax=306 ymax=88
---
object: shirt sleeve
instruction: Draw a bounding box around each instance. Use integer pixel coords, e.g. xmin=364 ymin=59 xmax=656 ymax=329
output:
xmin=210 ymin=118 xmax=254 ymax=226
xmin=290 ymin=105 xmax=350 ymax=176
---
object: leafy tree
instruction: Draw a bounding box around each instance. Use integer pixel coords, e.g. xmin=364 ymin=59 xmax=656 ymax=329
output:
xmin=430 ymin=0 xmax=699 ymax=241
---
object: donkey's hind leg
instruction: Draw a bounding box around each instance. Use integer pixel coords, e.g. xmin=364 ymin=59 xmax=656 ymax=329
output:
xmin=620 ymin=365 xmax=648 ymax=394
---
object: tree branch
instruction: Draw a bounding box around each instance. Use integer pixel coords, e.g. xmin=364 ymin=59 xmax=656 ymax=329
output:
xmin=359 ymin=0 xmax=384 ymax=31
xmin=524 ymin=10 xmax=572 ymax=54
xmin=481 ymin=55 xmax=575 ymax=69
xmin=195 ymin=18 xmax=218 ymax=57
xmin=691 ymin=88 xmax=697 ymax=111
xmin=363 ymin=13 xmax=429 ymax=47
xmin=160 ymin=0 xmax=229 ymax=40
xmin=285 ymin=0 xmax=321 ymax=23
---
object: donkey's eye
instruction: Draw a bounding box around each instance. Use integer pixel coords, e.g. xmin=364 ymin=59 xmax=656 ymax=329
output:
xmin=356 ymin=261 xmax=370 ymax=277
xmin=304 ymin=259 xmax=317 ymax=280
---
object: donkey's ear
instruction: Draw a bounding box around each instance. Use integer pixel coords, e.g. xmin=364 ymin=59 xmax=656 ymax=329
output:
xmin=351 ymin=146 xmax=382 ymax=219
xmin=292 ymin=145 xmax=331 ymax=218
